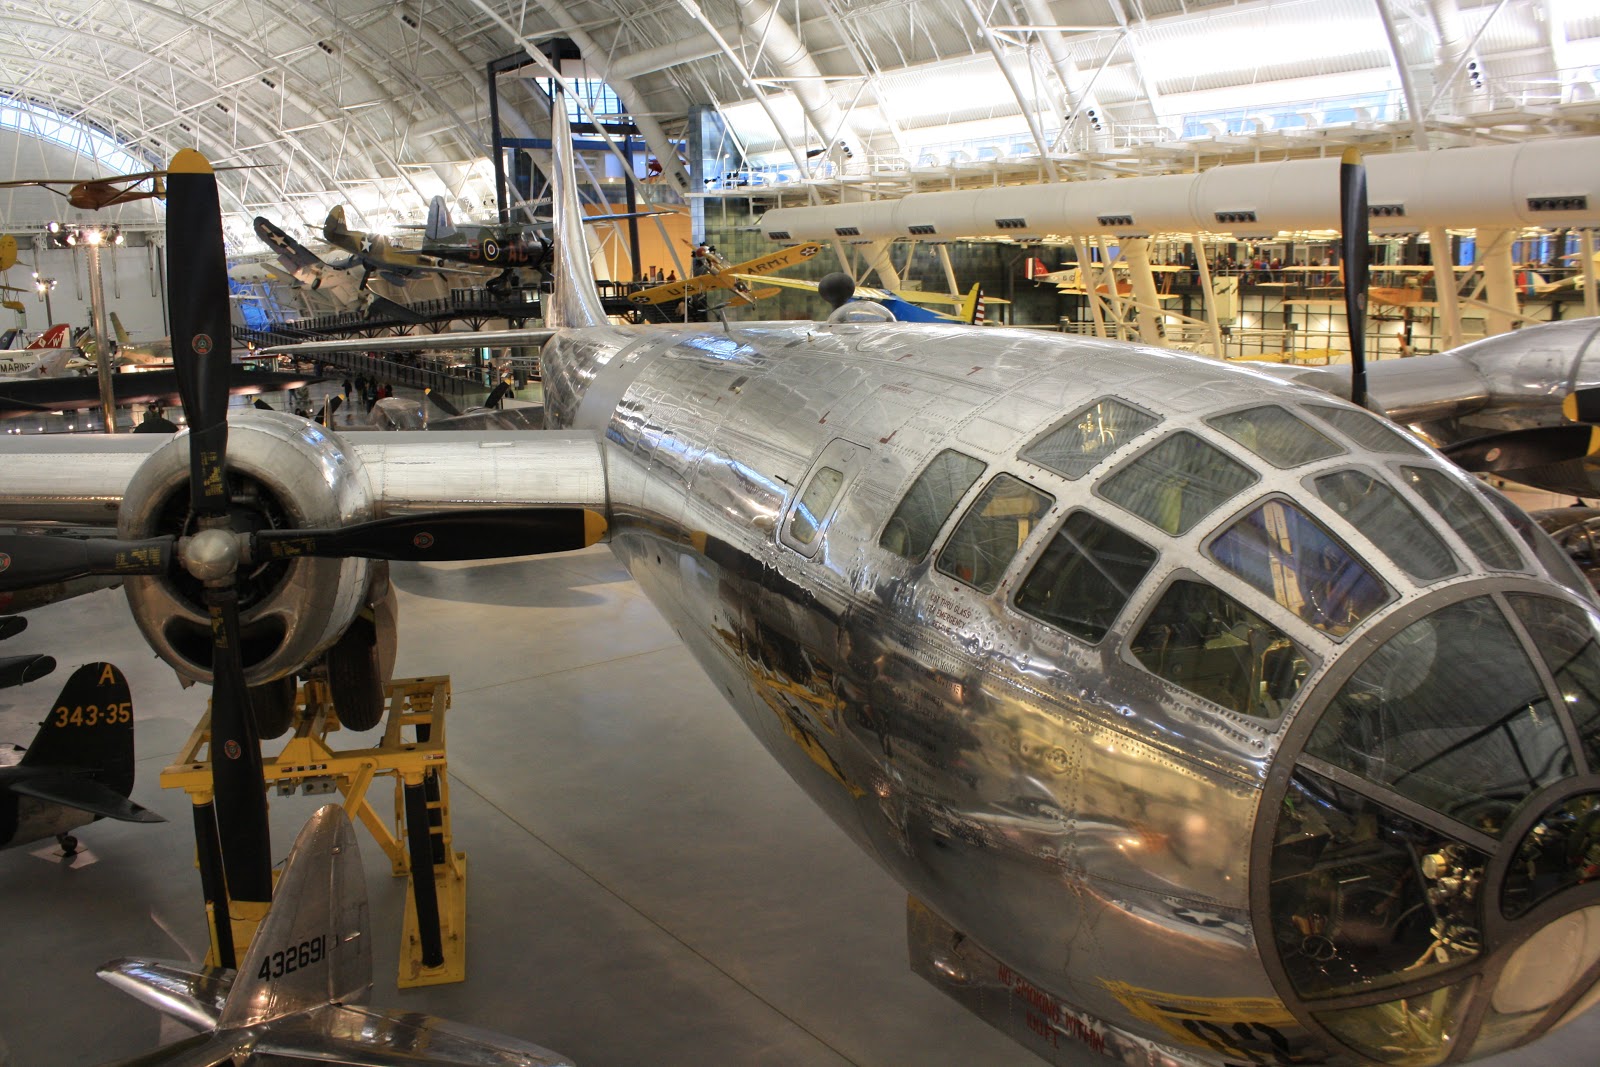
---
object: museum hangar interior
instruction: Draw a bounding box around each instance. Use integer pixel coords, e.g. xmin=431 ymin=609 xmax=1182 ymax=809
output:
xmin=4 ymin=1 xmax=1600 ymax=1065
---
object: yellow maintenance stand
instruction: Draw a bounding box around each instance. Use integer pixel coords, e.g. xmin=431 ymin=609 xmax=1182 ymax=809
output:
xmin=161 ymin=675 xmax=466 ymax=988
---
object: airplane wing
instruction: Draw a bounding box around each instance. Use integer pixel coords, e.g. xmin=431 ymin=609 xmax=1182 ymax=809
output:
xmin=730 ymin=273 xmax=894 ymax=301
xmin=721 ymin=241 xmax=824 ymax=276
xmin=8 ymin=772 xmax=164 ymax=821
xmin=0 ymin=367 xmax=325 ymax=420
xmin=256 ymin=328 xmax=557 ymax=357
xmin=254 ymin=1004 xmax=574 ymax=1066
xmin=627 ymin=274 xmax=724 ymax=305
xmin=98 ymin=958 xmax=230 ymax=1032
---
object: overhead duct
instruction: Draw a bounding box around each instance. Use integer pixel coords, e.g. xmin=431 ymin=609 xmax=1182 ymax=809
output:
xmin=759 ymin=136 xmax=1600 ymax=241
xmin=731 ymin=0 xmax=866 ymax=161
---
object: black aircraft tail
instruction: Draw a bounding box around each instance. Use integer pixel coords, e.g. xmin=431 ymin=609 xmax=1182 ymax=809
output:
xmin=20 ymin=662 xmax=137 ymax=797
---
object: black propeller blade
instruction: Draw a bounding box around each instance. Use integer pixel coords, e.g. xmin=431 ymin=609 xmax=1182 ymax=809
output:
xmin=253 ymin=508 xmax=606 ymax=563
xmin=423 ymin=388 xmax=461 ymax=418
xmin=1340 ymin=147 xmax=1369 ymax=410
xmin=0 ymin=535 xmax=171 ymax=592
xmin=167 ymin=149 xmax=274 ymax=919
xmin=1441 ymin=425 xmax=1600 ymax=475
xmin=0 ymin=615 xmax=25 ymax=642
xmin=167 ymin=149 xmax=235 ymax=520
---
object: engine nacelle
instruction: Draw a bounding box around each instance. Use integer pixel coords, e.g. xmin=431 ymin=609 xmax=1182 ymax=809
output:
xmin=117 ymin=411 xmax=374 ymax=685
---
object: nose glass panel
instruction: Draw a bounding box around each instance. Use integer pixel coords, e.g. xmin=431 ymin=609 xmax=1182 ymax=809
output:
xmin=1505 ymin=594 xmax=1600 ymax=768
xmin=1270 ymin=766 xmax=1488 ymax=999
xmin=1312 ymin=978 xmax=1477 ymax=1067
xmin=1501 ymin=792 xmax=1600 ymax=919
xmin=1303 ymin=596 xmax=1572 ymax=836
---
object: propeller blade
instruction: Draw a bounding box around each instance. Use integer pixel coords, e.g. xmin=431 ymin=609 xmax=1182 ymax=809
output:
xmin=204 ymin=590 xmax=272 ymax=908
xmin=0 ymin=614 xmax=25 ymax=642
xmin=424 ymin=388 xmax=461 ymax=418
xmin=166 ymin=150 xmax=234 ymax=518
xmin=1441 ymin=425 xmax=1600 ymax=474
xmin=1562 ymin=389 xmax=1600 ymax=425
xmin=1340 ymin=147 xmax=1369 ymax=409
xmin=0 ymin=535 xmax=172 ymax=592
xmin=253 ymin=508 xmax=606 ymax=563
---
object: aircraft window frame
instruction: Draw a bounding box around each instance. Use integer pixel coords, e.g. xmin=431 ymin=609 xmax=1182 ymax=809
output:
xmin=1400 ymin=465 xmax=1526 ymax=572
xmin=935 ymin=473 xmax=1055 ymax=595
xmin=1304 ymin=403 xmax=1428 ymax=456
xmin=878 ymin=449 xmax=988 ymax=563
xmin=1206 ymin=404 xmax=1345 ymax=469
xmin=1012 ymin=510 xmax=1160 ymax=644
xmin=1206 ymin=495 xmax=1393 ymax=640
xmin=779 ymin=439 xmax=866 ymax=558
xmin=1301 ymin=594 xmax=1573 ymax=838
xmin=1096 ymin=430 xmax=1260 ymax=536
xmin=1020 ymin=396 xmax=1160 ymax=480
xmin=1126 ymin=572 xmax=1317 ymax=720
xmin=1310 ymin=467 xmax=1460 ymax=583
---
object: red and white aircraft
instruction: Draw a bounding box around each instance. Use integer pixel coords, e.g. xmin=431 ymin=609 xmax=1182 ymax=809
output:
xmin=0 ymin=325 xmax=78 ymax=379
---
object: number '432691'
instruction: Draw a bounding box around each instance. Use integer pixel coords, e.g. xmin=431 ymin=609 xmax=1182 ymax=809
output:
xmin=257 ymin=934 xmax=327 ymax=981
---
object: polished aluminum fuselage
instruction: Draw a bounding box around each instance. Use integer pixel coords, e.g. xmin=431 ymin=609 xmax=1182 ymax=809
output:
xmin=540 ymin=319 xmax=1576 ymax=1060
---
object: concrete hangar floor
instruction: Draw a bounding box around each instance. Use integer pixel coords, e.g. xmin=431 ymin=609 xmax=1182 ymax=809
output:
xmin=0 ymin=548 xmax=1597 ymax=1066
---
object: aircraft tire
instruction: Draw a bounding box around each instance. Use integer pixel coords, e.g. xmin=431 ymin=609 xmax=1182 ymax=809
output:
xmin=327 ymin=615 xmax=385 ymax=731
xmin=250 ymin=674 xmax=298 ymax=740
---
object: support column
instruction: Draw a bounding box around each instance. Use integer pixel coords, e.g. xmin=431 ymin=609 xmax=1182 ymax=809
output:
xmin=1073 ymin=237 xmax=1107 ymax=338
xmin=1191 ymin=237 xmax=1226 ymax=359
xmin=1122 ymin=238 xmax=1164 ymax=344
xmin=1095 ymin=237 xmax=1129 ymax=340
xmin=85 ymin=239 xmax=116 ymax=432
xmin=1429 ymin=226 xmax=1464 ymax=349
xmin=860 ymin=240 xmax=903 ymax=291
xmin=1478 ymin=228 xmax=1519 ymax=336
xmin=1581 ymin=229 xmax=1598 ymax=320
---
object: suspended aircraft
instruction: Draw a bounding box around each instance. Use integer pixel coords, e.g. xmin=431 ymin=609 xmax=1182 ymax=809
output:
xmin=0 ymin=661 xmax=163 ymax=855
xmin=320 ymin=206 xmax=489 ymax=287
xmin=625 ymin=241 xmax=824 ymax=308
xmin=5 ymin=113 xmax=1600 ymax=1067
xmin=0 ymin=324 xmax=77 ymax=379
xmin=250 ymin=215 xmax=427 ymax=320
xmin=415 ymin=193 xmax=671 ymax=288
xmin=746 ymin=273 xmax=1000 ymax=324
xmin=0 ymin=164 xmax=261 ymax=211
xmin=99 ymin=804 xmax=573 ymax=1066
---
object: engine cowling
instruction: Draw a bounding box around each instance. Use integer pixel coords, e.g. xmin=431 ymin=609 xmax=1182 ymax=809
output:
xmin=117 ymin=411 xmax=374 ymax=685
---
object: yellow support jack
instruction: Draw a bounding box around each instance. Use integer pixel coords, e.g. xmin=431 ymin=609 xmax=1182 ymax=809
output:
xmin=161 ymin=675 xmax=468 ymax=988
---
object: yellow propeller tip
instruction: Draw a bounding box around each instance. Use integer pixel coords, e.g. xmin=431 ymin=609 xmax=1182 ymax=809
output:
xmin=1589 ymin=426 xmax=1600 ymax=457
xmin=169 ymin=148 xmax=214 ymax=175
xmin=1564 ymin=393 xmax=1580 ymax=423
xmin=1341 ymin=146 xmax=1363 ymax=166
xmin=583 ymin=510 xmax=609 ymax=547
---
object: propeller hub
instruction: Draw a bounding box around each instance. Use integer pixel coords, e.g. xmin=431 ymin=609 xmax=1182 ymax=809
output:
xmin=184 ymin=527 xmax=240 ymax=584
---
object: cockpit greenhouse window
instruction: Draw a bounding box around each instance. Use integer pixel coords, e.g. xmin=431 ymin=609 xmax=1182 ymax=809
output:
xmin=1099 ymin=431 xmax=1258 ymax=535
xmin=1313 ymin=468 xmax=1458 ymax=582
xmin=1022 ymin=397 xmax=1158 ymax=479
xmin=880 ymin=450 xmax=986 ymax=562
xmin=1210 ymin=499 xmax=1389 ymax=639
xmin=936 ymin=474 xmax=1053 ymax=594
xmin=1015 ymin=511 xmax=1158 ymax=643
xmin=1207 ymin=405 xmax=1344 ymax=468
xmin=1305 ymin=404 xmax=1427 ymax=456
xmin=1402 ymin=467 xmax=1525 ymax=572
xmin=1129 ymin=578 xmax=1311 ymax=718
